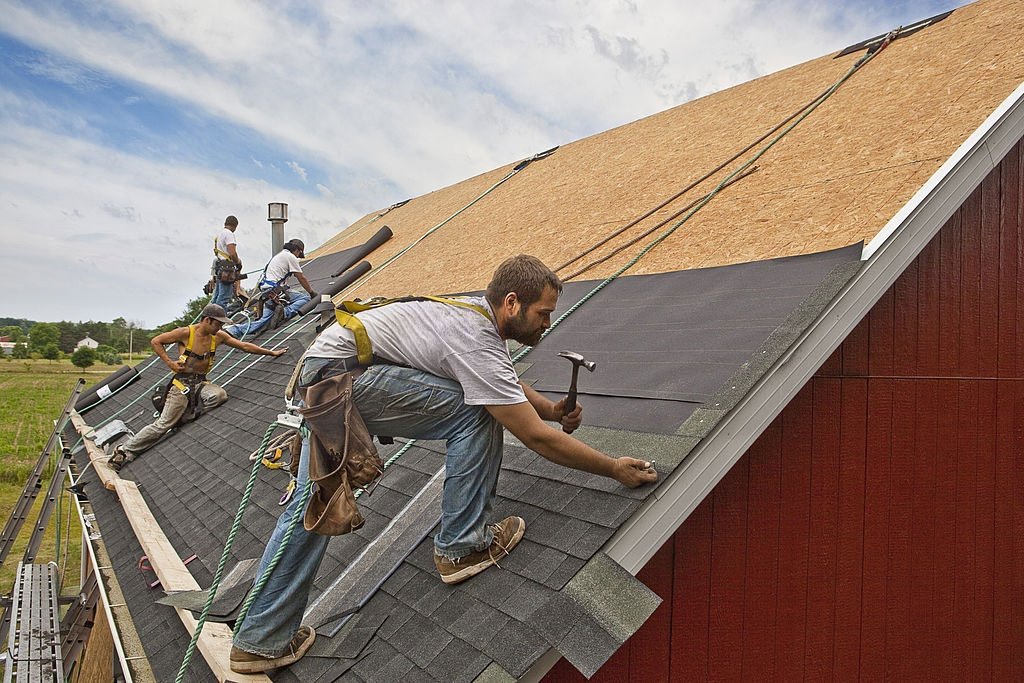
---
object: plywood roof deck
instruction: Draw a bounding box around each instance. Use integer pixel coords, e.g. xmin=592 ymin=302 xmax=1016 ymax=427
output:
xmin=312 ymin=0 xmax=1023 ymax=301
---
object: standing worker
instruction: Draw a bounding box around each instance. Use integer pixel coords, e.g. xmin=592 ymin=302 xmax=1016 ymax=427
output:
xmin=229 ymin=255 xmax=658 ymax=674
xmin=109 ymin=304 xmax=287 ymax=471
xmin=212 ymin=215 xmax=243 ymax=309
xmin=225 ymin=239 xmax=317 ymax=339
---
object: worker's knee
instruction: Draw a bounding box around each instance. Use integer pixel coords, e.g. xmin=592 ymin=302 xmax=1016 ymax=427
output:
xmin=201 ymin=383 xmax=228 ymax=409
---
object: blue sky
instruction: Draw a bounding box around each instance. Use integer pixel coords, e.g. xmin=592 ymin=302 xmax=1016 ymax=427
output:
xmin=0 ymin=0 xmax=963 ymax=327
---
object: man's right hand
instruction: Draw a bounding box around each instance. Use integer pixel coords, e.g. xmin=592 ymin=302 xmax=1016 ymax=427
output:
xmin=166 ymin=359 xmax=186 ymax=373
xmin=613 ymin=457 xmax=658 ymax=488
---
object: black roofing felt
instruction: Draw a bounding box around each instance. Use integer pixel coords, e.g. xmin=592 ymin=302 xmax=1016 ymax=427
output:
xmin=67 ymin=243 xmax=862 ymax=681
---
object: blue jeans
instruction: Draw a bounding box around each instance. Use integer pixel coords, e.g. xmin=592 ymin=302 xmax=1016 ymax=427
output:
xmin=232 ymin=364 xmax=504 ymax=656
xmin=225 ymin=290 xmax=310 ymax=338
xmin=211 ymin=279 xmax=234 ymax=308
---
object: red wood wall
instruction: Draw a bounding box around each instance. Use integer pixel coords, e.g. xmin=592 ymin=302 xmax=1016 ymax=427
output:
xmin=545 ymin=139 xmax=1024 ymax=681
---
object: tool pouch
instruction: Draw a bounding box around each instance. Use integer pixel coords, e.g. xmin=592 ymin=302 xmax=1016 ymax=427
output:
xmin=300 ymin=372 xmax=383 ymax=536
xmin=215 ymin=258 xmax=239 ymax=283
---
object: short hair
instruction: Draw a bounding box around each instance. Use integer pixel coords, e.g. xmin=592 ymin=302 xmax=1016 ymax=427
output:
xmin=224 ymin=215 xmax=238 ymax=227
xmin=485 ymin=255 xmax=562 ymax=309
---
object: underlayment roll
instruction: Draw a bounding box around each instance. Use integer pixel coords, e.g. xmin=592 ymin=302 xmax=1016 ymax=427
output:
xmin=297 ymin=260 xmax=372 ymax=316
xmin=74 ymin=365 xmax=140 ymax=412
xmin=329 ymin=225 xmax=392 ymax=277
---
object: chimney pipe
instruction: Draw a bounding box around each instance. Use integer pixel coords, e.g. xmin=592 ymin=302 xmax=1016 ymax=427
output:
xmin=268 ymin=202 xmax=288 ymax=256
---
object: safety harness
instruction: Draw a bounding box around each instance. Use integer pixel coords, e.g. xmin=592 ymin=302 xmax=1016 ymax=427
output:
xmin=151 ymin=325 xmax=218 ymax=422
xmin=213 ymin=238 xmax=240 ymax=283
xmin=334 ymin=295 xmax=493 ymax=366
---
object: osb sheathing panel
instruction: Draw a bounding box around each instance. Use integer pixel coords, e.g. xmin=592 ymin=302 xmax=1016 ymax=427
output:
xmin=311 ymin=0 xmax=1024 ymax=300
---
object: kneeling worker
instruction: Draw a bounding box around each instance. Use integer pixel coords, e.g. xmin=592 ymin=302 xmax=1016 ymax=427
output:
xmin=225 ymin=239 xmax=316 ymax=339
xmin=110 ymin=304 xmax=287 ymax=470
xmin=229 ymin=255 xmax=658 ymax=674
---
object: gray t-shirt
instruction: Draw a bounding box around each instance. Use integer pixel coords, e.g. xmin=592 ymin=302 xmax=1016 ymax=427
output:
xmin=304 ymin=296 xmax=526 ymax=406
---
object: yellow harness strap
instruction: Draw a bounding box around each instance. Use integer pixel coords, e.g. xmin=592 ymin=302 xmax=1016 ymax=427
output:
xmin=334 ymin=296 xmax=493 ymax=366
xmin=213 ymin=237 xmax=233 ymax=261
xmin=177 ymin=325 xmax=219 ymax=366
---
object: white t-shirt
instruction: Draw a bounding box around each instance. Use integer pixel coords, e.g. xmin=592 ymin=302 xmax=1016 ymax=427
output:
xmin=216 ymin=228 xmax=237 ymax=258
xmin=263 ymin=250 xmax=302 ymax=285
xmin=305 ymin=297 xmax=526 ymax=406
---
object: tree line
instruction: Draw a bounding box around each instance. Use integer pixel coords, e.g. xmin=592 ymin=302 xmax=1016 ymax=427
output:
xmin=2 ymin=294 xmax=214 ymax=366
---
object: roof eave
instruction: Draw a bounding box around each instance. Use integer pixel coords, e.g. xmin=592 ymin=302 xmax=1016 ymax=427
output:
xmin=520 ymin=78 xmax=1024 ymax=682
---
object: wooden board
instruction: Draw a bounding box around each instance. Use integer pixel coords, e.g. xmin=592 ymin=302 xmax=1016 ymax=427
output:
xmin=112 ymin=479 xmax=270 ymax=683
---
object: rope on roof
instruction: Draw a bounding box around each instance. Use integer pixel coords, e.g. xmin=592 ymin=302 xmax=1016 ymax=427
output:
xmin=333 ymin=146 xmax=559 ymax=299
xmin=526 ymin=29 xmax=905 ymax=357
xmin=554 ymin=35 xmax=900 ymax=280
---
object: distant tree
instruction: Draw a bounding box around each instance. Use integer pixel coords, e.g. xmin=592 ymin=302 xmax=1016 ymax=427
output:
xmin=11 ymin=343 xmax=29 ymax=359
xmin=0 ymin=325 xmax=24 ymax=343
xmin=158 ymin=295 xmax=212 ymax=333
xmin=28 ymin=322 xmax=60 ymax=352
xmin=95 ymin=344 xmax=120 ymax=365
xmin=70 ymin=346 xmax=96 ymax=369
xmin=41 ymin=343 xmax=61 ymax=361
xmin=82 ymin=321 xmax=110 ymax=345
xmin=57 ymin=322 xmax=79 ymax=353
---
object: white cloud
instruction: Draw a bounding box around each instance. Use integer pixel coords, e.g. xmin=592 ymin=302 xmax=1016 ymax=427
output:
xmin=287 ymin=161 xmax=308 ymax=183
xmin=0 ymin=0 xmax=959 ymax=325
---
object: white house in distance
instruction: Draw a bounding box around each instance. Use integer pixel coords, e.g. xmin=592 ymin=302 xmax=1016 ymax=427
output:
xmin=74 ymin=335 xmax=99 ymax=350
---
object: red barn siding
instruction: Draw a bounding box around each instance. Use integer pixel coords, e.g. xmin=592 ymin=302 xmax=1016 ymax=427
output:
xmin=544 ymin=138 xmax=1024 ymax=681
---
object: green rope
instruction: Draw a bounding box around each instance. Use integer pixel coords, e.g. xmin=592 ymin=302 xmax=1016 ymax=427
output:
xmin=229 ymin=477 xmax=314 ymax=636
xmin=335 ymin=147 xmax=556 ymax=299
xmin=229 ymin=434 xmax=410 ymax=639
xmin=175 ymin=422 xmax=290 ymax=681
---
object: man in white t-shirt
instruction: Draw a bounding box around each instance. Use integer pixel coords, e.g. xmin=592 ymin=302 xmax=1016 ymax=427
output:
xmin=225 ymin=239 xmax=317 ymax=338
xmin=211 ymin=215 xmax=243 ymax=308
xmin=230 ymin=255 xmax=658 ymax=674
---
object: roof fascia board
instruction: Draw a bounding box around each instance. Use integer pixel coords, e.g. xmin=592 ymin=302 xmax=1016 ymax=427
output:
xmin=606 ymin=79 xmax=1024 ymax=576
xmin=521 ymin=79 xmax=1024 ymax=682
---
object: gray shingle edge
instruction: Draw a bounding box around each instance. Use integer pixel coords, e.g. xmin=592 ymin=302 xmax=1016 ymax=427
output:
xmin=562 ymin=552 xmax=661 ymax=644
xmin=519 ymin=78 xmax=1024 ymax=683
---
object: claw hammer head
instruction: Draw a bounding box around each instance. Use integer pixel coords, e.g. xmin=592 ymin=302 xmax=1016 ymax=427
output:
xmin=558 ymin=350 xmax=597 ymax=414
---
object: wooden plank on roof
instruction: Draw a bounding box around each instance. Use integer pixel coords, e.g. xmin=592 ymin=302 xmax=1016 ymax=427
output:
xmin=68 ymin=411 xmax=117 ymax=491
xmin=111 ymin=479 xmax=269 ymax=683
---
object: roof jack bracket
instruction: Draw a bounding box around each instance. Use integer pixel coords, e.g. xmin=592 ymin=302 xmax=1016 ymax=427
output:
xmin=835 ymin=9 xmax=954 ymax=58
xmin=513 ymin=145 xmax=559 ymax=171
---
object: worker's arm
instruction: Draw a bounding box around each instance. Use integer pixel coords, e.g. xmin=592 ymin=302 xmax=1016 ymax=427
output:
xmin=150 ymin=327 xmax=189 ymax=373
xmin=520 ymin=382 xmax=582 ymax=432
xmin=294 ymin=272 xmax=316 ymax=297
xmin=216 ymin=332 xmax=287 ymax=357
xmin=226 ymin=243 xmax=240 ymax=265
xmin=486 ymin=401 xmax=657 ymax=488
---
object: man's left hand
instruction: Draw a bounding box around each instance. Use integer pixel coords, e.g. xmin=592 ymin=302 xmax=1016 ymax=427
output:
xmin=552 ymin=397 xmax=583 ymax=433
xmin=272 ymin=348 xmax=287 ymax=357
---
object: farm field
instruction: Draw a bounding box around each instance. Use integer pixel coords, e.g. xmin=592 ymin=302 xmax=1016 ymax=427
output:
xmin=0 ymin=357 xmax=147 ymax=597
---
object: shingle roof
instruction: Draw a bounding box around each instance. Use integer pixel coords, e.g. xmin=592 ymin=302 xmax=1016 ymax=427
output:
xmin=63 ymin=1 xmax=1024 ymax=679
xmin=71 ymin=243 xmax=859 ymax=680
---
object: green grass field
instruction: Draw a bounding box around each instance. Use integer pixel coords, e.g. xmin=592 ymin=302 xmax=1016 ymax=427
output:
xmin=0 ymin=357 xmax=148 ymax=598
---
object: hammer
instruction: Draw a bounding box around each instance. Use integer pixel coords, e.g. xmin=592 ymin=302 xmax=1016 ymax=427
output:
xmin=557 ymin=351 xmax=597 ymax=432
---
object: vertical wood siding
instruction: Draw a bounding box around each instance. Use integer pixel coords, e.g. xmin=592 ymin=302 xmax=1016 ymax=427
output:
xmin=544 ymin=138 xmax=1024 ymax=681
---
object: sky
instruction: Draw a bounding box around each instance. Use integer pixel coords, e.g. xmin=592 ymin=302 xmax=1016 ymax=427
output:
xmin=0 ymin=0 xmax=963 ymax=328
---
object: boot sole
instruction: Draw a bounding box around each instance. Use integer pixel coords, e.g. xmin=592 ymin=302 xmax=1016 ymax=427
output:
xmin=230 ymin=627 xmax=316 ymax=674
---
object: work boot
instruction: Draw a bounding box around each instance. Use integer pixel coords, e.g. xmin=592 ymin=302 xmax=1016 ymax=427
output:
xmin=434 ymin=516 xmax=526 ymax=585
xmin=230 ymin=626 xmax=316 ymax=674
